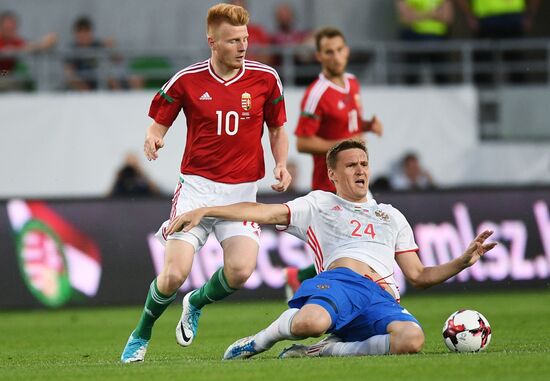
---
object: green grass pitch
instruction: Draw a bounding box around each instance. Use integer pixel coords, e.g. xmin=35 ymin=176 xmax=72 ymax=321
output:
xmin=2 ymin=290 xmax=549 ymax=381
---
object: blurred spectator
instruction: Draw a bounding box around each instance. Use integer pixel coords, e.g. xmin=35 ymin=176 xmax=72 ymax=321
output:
xmin=230 ymin=0 xmax=273 ymax=64
xmin=398 ymin=0 xmax=454 ymax=40
xmin=370 ymin=175 xmax=391 ymax=192
xmin=64 ymin=16 xmax=143 ymax=91
xmin=454 ymin=0 xmax=540 ymax=84
xmin=110 ymin=152 xmax=161 ymax=197
xmin=455 ymin=0 xmax=539 ymax=38
xmin=0 ymin=10 xmax=57 ymax=91
xmin=271 ymin=3 xmax=312 ymax=46
xmin=396 ymin=0 xmax=455 ymax=84
xmin=270 ymin=3 xmax=315 ymax=85
xmin=390 ymin=152 xmax=435 ymax=190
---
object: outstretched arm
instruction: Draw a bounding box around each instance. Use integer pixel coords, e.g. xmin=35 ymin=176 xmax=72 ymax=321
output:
xmin=396 ymin=230 xmax=497 ymax=289
xmin=166 ymin=202 xmax=290 ymax=235
xmin=24 ymin=32 xmax=58 ymax=52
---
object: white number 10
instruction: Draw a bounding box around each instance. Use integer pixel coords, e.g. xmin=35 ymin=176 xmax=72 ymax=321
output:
xmin=216 ymin=110 xmax=239 ymax=136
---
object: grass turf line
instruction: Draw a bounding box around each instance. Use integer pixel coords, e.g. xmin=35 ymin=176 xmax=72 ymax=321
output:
xmin=1 ymin=290 xmax=549 ymax=381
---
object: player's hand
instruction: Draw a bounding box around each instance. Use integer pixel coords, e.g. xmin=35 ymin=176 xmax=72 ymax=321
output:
xmin=144 ymin=134 xmax=164 ymax=161
xmin=461 ymin=230 xmax=497 ymax=267
xmin=272 ymin=164 xmax=292 ymax=192
xmin=367 ymin=116 xmax=384 ymax=137
xmin=166 ymin=208 xmax=206 ymax=235
xmin=39 ymin=32 xmax=58 ymax=50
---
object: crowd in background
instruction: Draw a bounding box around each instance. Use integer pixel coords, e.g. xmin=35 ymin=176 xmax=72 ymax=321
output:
xmin=0 ymin=1 xmax=315 ymax=91
xmin=0 ymin=0 xmax=545 ymax=92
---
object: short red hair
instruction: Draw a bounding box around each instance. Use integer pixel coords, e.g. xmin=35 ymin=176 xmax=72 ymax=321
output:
xmin=206 ymin=3 xmax=249 ymax=36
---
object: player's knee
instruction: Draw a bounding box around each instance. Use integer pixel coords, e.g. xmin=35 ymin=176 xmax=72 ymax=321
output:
xmin=405 ymin=328 xmax=424 ymax=353
xmin=223 ymin=266 xmax=254 ymax=289
xmin=394 ymin=327 xmax=424 ymax=354
xmin=291 ymin=315 xmax=329 ymax=337
xmin=158 ymin=269 xmax=186 ymax=293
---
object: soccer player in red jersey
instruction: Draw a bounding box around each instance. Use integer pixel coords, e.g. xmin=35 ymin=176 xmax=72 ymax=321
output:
xmin=296 ymin=27 xmax=383 ymax=193
xmin=121 ymin=3 xmax=291 ymax=363
xmin=285 ymin=27 xmax=384 ymax=296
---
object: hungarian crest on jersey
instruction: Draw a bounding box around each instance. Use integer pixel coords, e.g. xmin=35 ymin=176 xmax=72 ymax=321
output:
xmin=241 ymin=92 xmax=251 ymax=111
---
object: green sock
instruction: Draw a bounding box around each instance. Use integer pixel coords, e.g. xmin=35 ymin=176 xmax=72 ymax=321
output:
xmin=134 ymin=279 xmax=177 ymax=340
xmin=189 ymin=267 xmax=237 ymax=309
xmin=298 ymin=264 xmax=317 ymax=282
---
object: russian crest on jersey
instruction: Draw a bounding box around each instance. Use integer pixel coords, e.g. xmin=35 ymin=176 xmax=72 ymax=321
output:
xmin=442 ymin=309 xmax=492 ymax=353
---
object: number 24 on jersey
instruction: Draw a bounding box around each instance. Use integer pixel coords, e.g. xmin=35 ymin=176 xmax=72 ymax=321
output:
xmin=350 ymin=220 xmax=376 ymax=239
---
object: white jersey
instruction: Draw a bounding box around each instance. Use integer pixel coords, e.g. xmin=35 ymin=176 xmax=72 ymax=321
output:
xmin=280 ymin=190 xmax=418 ymax=299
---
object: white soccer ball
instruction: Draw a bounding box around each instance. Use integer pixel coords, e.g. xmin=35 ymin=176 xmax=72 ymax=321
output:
xmin=442 ymin=309 xmax=492 ymax=352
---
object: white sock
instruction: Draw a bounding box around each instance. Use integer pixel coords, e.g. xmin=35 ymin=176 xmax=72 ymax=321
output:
xmin=253 ymin=308 xmax=300 ymax=350
xmin=319 ymin=334 xmax=390 ymax=357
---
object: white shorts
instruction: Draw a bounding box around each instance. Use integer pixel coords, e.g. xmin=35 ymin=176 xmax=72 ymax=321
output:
xmin=155 ymin=174 xmax=261 ymax=252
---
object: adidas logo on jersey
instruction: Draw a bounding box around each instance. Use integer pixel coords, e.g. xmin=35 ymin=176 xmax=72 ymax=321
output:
xmin=337 ymin=100 xmax=345 ymax=110
xmin=331 ymin=205 xmax=343 ymax=211
xmin=199 ymin=92 xmax=212 ymax=100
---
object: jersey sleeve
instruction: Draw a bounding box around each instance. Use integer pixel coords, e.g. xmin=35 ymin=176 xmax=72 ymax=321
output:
xmin=264 ymin=74 xmax=287 ymax=128
xmin=148 ymin=76 xmax=185 ymax=127
xmin=279 ymin=193 xmax=316 ymax=241
xmin=295 ymin=86 xmax=323 ymax=137
xmin=392 ymin=208 xmax=419 ymax=255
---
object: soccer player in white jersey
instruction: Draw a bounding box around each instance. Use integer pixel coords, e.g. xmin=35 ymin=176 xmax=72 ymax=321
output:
xmin=120 ymin=3 xmax=290 ymax=363
xmin=165 ymin=139 xmax=497 ymax=359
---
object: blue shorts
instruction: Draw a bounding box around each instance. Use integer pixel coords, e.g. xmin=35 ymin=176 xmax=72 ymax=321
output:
xmin=288 ymin=268 xmax=421 ymax=342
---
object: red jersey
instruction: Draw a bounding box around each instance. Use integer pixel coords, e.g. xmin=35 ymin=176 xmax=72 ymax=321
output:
xmin=0 ymin=36 xmax=26 ymax=72
xmin=149 ymin=59 xmax=286 ymax=184
xmin=295 ymin=73 xmax=363 ymax=192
